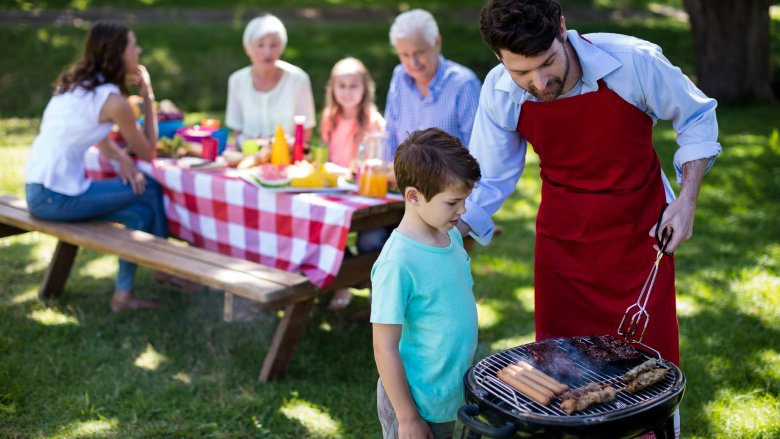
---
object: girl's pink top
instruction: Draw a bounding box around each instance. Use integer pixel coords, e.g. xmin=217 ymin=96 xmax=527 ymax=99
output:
xmin=327 ymin=118 xmax=359 ymax=168
xmin=322 ymin=110 xmax=385 ymax=168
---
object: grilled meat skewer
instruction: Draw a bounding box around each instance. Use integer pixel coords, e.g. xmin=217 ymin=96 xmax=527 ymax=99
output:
xmin=560 ymin=386 xmax=618 ymax=414
xmin=622 ymin=358 xmax=657 ymax=382
xmin=559 ymin=382 xmax=610 ymax=401
xmin=624 ymin=368 xmax=668 ymax=393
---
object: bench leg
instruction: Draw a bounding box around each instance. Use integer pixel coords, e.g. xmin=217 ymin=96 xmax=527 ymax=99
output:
xmin=223 ymin=292 xmax=235 ymax=322
xmin=259 ymin=298 xmax=314 ymax=382
xmin=39 ymin=241 xmax=79 ymax=301
xmin=0 ymin=224 xmax=27 ymax=239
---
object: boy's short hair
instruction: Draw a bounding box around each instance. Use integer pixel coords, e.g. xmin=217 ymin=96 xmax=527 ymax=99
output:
xmin=394 ymin=128 xmax=481 ymax=201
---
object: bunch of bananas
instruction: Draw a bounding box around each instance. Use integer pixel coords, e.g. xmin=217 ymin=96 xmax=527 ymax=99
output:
xmin=289 ymin=165 xmax=339 ymax=188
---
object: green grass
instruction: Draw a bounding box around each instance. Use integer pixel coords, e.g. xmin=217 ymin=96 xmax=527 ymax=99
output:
xmin=1 ymin=5 xmax=780 ymax=438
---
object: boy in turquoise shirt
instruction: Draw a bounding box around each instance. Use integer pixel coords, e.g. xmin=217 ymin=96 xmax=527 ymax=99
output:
xmin=371 ymin=128 xmax=482 ymax=439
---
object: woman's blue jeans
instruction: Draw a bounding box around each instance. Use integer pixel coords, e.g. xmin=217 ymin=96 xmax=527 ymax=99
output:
xmin=26 ymin=178 xmax=168 ymax=292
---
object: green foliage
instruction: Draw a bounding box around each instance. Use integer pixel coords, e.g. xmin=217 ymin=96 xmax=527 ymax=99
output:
xmin=1 ymin=3 xmax=780 ymax=438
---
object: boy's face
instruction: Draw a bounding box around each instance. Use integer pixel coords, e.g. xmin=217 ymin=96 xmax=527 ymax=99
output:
xmin=414 ymin=183 xmax=471 ymax=233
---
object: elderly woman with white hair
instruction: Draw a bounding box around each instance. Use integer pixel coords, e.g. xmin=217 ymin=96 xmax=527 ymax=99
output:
xmin=384 ymin=8 xmax=481 ymax=156
xmin=225 ymin=14 xmax=316 ymax=143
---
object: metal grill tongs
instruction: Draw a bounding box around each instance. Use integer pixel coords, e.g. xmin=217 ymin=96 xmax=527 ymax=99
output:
xmin=618 ymin=204 xmax=674 ymax=345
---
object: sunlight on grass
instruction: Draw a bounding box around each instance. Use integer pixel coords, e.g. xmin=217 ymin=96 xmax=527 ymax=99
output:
xmin=134 ymin=343 xmax=168 ymax=371
xmin=732 ymin=268 xmax=780 ymax=329
xmin=146 ymin=48 xmax=182 ymax=77
xmin=675 ymin=294 xmax=698 ymax=317
xmin=755 ymin=349 xmax=780 ymax=383
xmin=79 ymin=255 xmax=117 ymax=281
xmin=477 ymin=303 xmax=499 ymax=329
xmin=477 ymin=286 xmax=533 ymax=329
xmin=34 ymin=28 xmax=75 ymax=48
xmin=53 ymin=419 xmax=117 ymax=438
xmin=173 ymin=372 xmax=192 ymax=384
xmin=491 ymin=334 xmax=535 ymax=352
xmin=28 ymin=307 xmax=79 ymax=326
xmin=70 ymin=0 xmax=89 ymax=11
xmin=280 ymin=400 xmax=339 ymax=436
xmin=705 ymin=388 xmax=780 ymax=438
xmin=513 ymin=286 xmax=534 ymax=307
xmin=0 ymin=145 xmax=27 ymax=196
xmin=0 ymin=117 xmax=39 ymax=146
xmin=10 ymin=288 xmax=38 ymax=304
xmin=145 ymin=48 xmax=183 ymax=95
xmin=473 ymin=256 xmax=532 ymax=278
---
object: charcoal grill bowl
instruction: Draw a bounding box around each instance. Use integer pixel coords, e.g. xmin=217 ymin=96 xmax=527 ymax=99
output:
xmin=458 ymin=341 xmax=686 ymax=438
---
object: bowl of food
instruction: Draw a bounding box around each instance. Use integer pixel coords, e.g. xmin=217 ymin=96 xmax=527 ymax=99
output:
xmin=221 ymin=150 xmax=245 ymax=168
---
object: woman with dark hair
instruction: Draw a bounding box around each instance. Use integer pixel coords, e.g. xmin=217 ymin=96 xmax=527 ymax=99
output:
xmin=25 ymin=20 xmax=170 ymax=312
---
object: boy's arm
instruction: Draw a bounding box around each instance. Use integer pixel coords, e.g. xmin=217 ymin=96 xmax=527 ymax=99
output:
xmin=373 ymin=323 xmax=433 ymax=439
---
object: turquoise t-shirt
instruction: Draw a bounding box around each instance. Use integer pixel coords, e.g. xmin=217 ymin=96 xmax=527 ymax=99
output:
xmin=370 ymin=228 xmax=478 ymax=423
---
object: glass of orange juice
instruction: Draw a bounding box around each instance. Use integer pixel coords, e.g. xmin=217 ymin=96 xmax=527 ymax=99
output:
xmin=358 ymin=159 xmax=388 ymax=198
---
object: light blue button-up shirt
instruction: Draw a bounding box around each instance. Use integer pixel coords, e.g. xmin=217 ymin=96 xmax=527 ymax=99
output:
xmin=463 ymin=30 xmax=722 ymax=244
xmin=384 ymin=55 xmax=482 ymax=156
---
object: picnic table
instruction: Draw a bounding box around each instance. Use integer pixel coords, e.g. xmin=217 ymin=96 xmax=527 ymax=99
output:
xmin=83 ymin=147 xmax=404 ymax=379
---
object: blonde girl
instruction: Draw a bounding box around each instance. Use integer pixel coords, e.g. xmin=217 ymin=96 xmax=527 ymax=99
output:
xmin=320 ymin=57 xmax=385 ymax=169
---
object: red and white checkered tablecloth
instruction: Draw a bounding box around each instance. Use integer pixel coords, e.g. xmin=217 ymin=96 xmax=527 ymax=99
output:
xmin=84 ymin=147 xmax=401 ymax=288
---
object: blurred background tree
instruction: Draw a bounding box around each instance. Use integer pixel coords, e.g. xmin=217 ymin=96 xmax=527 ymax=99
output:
xmin=683 ymin=0 xmax=776 ymax=103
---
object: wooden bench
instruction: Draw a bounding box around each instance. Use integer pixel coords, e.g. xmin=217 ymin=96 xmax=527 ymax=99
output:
xmin=0 ymin=195 xmax=334 ymax=381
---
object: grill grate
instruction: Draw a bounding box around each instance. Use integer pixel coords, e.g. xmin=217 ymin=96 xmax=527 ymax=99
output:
xmin=471 ymin=338 xmax=677 ymax=418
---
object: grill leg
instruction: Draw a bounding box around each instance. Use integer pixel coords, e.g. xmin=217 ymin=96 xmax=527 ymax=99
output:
xmin=459 ymin=426 xmax=482 ymax=439
xmin=652 ymin=415 xmax=676 ymax=439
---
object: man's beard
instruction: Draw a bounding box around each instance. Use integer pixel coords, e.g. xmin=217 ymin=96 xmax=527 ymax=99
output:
xmin=528 ymin=41 xmax=571 ymax=102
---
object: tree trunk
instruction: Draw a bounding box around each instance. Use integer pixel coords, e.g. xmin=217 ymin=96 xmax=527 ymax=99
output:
xmin=683 ymin=0 xmax=775 ymax=103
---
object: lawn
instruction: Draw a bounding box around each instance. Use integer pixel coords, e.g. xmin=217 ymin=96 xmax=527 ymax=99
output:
xmin=1 ymin=3 xmax=779 ymax=438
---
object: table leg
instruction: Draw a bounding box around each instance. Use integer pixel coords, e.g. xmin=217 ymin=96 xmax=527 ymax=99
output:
xmin=259 ymin=298 xmax=314 ymax=382
xmin=39 ymin=240 xmax=79 ymax=301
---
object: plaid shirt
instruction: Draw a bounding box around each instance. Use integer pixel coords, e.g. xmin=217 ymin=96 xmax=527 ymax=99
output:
xmin=384 ymin=55 xmax=481 ymax=156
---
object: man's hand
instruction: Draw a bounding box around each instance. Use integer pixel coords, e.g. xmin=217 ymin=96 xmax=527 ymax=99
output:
xmin=649 ymin=198 xmax=694 ymax=253
xmin=648 ymin=158 xmax=708 ymax=253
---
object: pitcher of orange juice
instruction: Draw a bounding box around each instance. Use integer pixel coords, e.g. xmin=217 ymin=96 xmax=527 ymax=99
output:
xmin=357 ymin=132 xmax=389 ymax=198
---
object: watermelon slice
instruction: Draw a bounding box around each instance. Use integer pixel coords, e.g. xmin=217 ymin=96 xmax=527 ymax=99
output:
xmin=254 ymin=164 xmax=290 ymax=188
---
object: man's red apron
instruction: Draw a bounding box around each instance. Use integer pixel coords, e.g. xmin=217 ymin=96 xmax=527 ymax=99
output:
xmin=517 ymin=79 xmax=680 ymax=365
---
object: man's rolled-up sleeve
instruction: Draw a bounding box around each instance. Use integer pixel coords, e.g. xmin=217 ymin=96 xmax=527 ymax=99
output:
xmin=641 ymin=48 xmax=722 ymax=183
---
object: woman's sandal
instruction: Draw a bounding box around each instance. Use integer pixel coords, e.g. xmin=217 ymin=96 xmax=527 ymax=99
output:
xmin=111 ymin=293 xmax=162 ymax=313
xmin=154 ymin=272 xmax=203 ymax=294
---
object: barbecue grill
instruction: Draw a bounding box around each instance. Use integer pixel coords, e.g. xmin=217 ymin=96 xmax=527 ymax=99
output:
xmin=458 ymin=337 xmax=685 ymax=438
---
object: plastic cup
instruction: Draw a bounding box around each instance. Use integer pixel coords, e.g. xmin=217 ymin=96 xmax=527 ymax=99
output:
xmin=201 ymin=138 xmax=218 ymax=161
xmin=311 ymin=145 xmax=329 ymax=165
xmin=242 ymin=139 xmax=260 ymax=155
xmin=211 ymin=128 xmax=229 ymax=154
